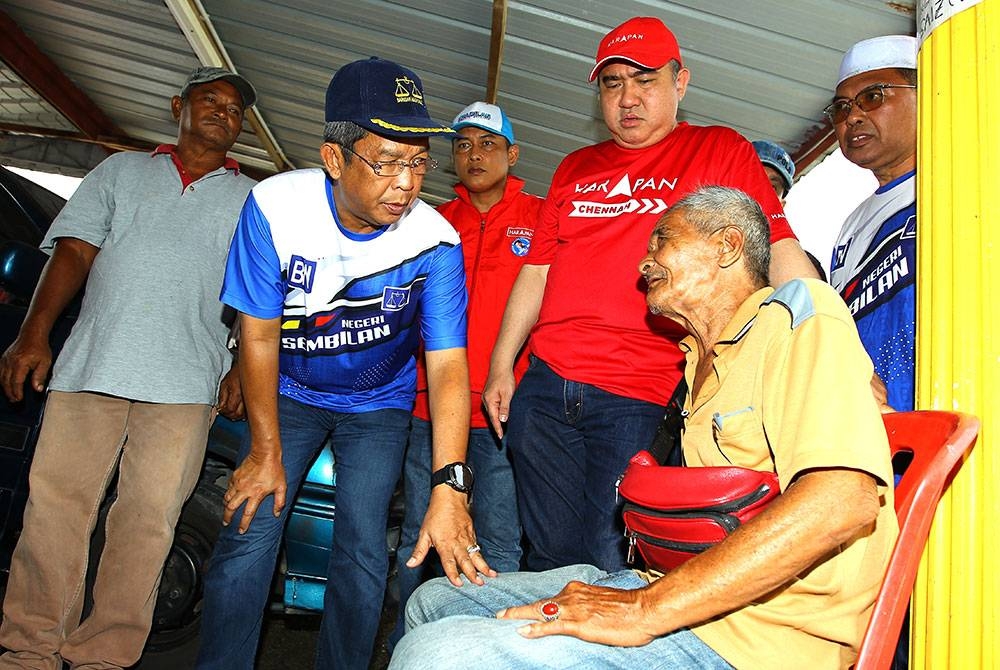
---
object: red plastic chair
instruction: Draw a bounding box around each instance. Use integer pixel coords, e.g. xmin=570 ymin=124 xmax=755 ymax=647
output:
xmin=854 ymin=411 xmax=980 ymax=670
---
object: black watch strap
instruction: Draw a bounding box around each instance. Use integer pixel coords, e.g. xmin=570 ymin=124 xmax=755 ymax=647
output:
xmin=431 ymin=462 xmax=474 ymax=495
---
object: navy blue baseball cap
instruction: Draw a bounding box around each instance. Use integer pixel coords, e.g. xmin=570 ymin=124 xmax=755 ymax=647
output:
xmin=325 ymin=57 xmax=453 ymax=138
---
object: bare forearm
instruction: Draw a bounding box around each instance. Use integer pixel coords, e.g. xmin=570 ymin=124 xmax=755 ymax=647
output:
xmin=769 ymin=238 xmax=820 ymax=285
xmin=640 ymin=469 xmax=880 ymax=635
xmin=21 ymin=238 xmax=98 ymax=338
xmin=238 ymin=313 xmax=282 ymax=457
xmin=489 ymin=264 xmax=548 ymax=372
xmin=425 ymin=348 xmax=471 ymax=468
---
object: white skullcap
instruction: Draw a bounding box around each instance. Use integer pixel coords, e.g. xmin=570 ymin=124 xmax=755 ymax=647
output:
xmin=838 ymin=35 xmax=918 ymax=86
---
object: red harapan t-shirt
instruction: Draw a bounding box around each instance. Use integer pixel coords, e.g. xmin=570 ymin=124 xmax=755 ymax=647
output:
xmin=528 ymin=123 xmax=795 ymax=405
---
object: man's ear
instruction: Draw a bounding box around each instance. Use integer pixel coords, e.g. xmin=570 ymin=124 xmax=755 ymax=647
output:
xmin=507 ymin=143 xmax=520 ymax=168
xmin=320 ymin=143 xmax=344 ymax=180
xmin=718 ymin=226 xmax=744 ymax=268
xmin=171 ymin=96 xmax=183 ymax=121
xmin=675 ymin=67 xmax=691 ymax=102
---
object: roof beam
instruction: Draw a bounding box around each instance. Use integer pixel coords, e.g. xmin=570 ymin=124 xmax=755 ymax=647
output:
xmin=165 ymin=0 xmax=294 ymax=173
xmin=0 ymin=9 xmax=123 ymax=143
xmin=485 ymin=0 xmax=508 ymax=104
xmin=792 ymin=123 xmax=838 ymax=174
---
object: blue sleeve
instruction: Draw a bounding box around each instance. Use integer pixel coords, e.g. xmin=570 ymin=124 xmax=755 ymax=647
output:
xmin=220 ymin=191 xmax=285 ymax=319
xmin=420 ymin=242 xmax=468 ymax=351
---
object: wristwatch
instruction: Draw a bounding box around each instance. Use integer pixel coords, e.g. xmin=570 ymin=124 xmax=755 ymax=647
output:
xmin=431 ymin=462 xmax=474 ymax=497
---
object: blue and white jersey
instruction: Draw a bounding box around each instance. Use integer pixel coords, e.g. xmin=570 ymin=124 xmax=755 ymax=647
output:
xmin=222 ymin=168 xmax=468 ymax=412
xmin=829 ymin=171 xmax=915 ymax=411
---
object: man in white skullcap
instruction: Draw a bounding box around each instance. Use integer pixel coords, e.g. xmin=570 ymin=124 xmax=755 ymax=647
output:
xmin=826 ymin=35 xmax=918 ymax=413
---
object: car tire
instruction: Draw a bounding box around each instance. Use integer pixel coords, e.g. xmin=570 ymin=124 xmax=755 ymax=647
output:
xmin=143 ymin=474 xmax=225 ymax=653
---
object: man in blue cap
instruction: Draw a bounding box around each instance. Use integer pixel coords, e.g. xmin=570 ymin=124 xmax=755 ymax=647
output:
xmin=752 ymin=140 xmax=796 ymax=203
xmin=195 ymin=57 xmax=490 ymax=670
xmin=752 ymin=140 xmax=827 ymax=280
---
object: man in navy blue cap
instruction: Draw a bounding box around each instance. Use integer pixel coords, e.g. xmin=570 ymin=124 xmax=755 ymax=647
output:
xmin=195 ymin=57 xmax=490 ymax=670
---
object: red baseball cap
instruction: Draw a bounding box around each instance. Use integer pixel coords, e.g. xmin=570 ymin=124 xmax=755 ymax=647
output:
xmin=589 ymin=16 xmax=682 ymax=82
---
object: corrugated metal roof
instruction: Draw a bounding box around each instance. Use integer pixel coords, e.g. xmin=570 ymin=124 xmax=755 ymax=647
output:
xmin=0 ymin=0 xmax=915 ymax=201
xmin=0 ymin=61 xmax=75 ymax=131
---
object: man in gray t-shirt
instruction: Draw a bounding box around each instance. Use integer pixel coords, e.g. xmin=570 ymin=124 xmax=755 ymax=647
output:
xmin=0 ymin=67 xmax=256 ymax=670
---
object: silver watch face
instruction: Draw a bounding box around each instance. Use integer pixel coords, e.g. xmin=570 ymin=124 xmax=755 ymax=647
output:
xmin=448 ymin=464 xmax=472 ymax=492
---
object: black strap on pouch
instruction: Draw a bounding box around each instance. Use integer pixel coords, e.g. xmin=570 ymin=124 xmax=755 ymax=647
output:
xmin=647 ymin=377 xmax=688 ymax=466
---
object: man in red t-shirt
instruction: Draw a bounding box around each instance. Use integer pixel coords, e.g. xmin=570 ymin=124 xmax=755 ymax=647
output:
xmin=392 ymin=102 xmax=544 ymax=644
xmin=483 ymin=16 xmax=818 ymax=572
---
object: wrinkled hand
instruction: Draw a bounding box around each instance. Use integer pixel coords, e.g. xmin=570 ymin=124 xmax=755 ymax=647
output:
xmin=216 ymin=365 xmax=245 ymax=420
xmin=223 ymin=449 xmax=286 ymax=534
xmin=0 ymin=334 xmax=52 ymax=403
xmin=482 ymin=368 xmax=516 ymax=438
xmin=498 ymin=580 xmax=657 ymax=646
xmin=870 ymin=373 xmax=895 ymax=414
xmin=407 ymin=488 xmax=495 ymax=585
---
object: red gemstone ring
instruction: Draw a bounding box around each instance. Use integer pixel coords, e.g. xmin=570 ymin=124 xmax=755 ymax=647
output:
xmin=540 ymin=601 xmax=560 ymax=622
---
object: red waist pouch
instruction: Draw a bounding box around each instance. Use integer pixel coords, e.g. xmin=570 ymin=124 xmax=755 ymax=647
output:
xmin=618 ymin=449 xmax=780 ymax=571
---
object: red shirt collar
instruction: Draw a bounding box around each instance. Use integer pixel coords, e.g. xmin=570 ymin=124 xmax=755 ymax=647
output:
xmin=153 ymin=144 xmax=240 ymax=189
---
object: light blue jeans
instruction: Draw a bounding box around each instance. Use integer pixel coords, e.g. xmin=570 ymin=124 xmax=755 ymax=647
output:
xmin=389 ymin=565 xmax=733 ymax=670
xmin=392 ymin=418 xmax=522 ymax=646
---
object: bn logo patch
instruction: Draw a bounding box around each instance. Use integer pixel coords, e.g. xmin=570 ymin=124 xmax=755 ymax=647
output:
xmin=831 ymin=239 xmax=851 ymax=272
xmin=288 ymin=255 xmax=317 ymax=293
xmin=382 ymin=286 xmax=411 ymax=311
xmin=900 ymin=215 xmax=916 ymax=240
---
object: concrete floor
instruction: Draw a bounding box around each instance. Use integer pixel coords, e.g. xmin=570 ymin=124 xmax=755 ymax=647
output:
xmin=0 ymin=596 xmax=396 ymax=670
xmin=134 ymin=603 xmax=397 ymax=669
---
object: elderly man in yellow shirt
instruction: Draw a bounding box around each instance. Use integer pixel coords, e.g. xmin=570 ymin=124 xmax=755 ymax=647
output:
xmin=390 ymin=185 xmax=896 ymax=670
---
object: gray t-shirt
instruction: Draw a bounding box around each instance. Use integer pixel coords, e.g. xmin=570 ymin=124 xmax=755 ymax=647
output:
xmin=42 ymin=150 xmax=255 ymax=404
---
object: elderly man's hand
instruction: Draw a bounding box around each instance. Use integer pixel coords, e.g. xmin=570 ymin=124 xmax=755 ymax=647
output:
xmin=223 ymin=449 xmax=286 ymax=534
xmin=497 ymin=580 xmax=659 ymax=647
xmin=481 ymin=369 xmax=516 ymax=438
xmin=407 ymin=487 xmax=495 ymax=585
xmin=0 ymin=334 xmax=52 ymax=403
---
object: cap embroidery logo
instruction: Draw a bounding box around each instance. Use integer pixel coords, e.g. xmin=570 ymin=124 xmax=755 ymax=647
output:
xmin=394 ymin=76 xmax=424 ymax=104
xmin=457 ymin=110 xmax=493 ymax=124
xmin=606 ymin=32 xmax=645 ymax=48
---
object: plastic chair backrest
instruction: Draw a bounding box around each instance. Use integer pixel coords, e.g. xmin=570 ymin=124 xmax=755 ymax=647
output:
xmin=854 ymin=410 xmax=980 ymax=670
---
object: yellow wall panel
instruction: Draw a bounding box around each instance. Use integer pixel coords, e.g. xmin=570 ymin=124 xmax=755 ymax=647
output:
xmin=915 ymin=2 xmax=998 ymax=667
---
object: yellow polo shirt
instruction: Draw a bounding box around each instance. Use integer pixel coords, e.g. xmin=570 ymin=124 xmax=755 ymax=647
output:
xmin=683 ymin=279 xmax=897 ymax=669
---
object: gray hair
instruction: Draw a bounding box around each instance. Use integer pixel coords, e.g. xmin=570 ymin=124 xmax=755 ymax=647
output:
xmin=323 ymin=121 xmax=368 ymax=165
xmin=670 ymin=186 xmax=771 ymax=285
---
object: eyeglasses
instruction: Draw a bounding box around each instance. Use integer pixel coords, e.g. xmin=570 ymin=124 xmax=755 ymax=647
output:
xmin=823 ymin=84 xmax=916 ymax=124
xmin=339 ymin=145 xmax=437 ymax=177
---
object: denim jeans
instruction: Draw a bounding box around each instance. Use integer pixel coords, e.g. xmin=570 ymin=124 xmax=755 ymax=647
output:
xmin=507 ymin=357 xmax=664 ymax=571
xmin=389 ymin=566 xmax=733 ymax=670
xmin=391 ymin=418 xmax=522 ymax=646
xmin=195 ymin=396 xmax=410 ymax=670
